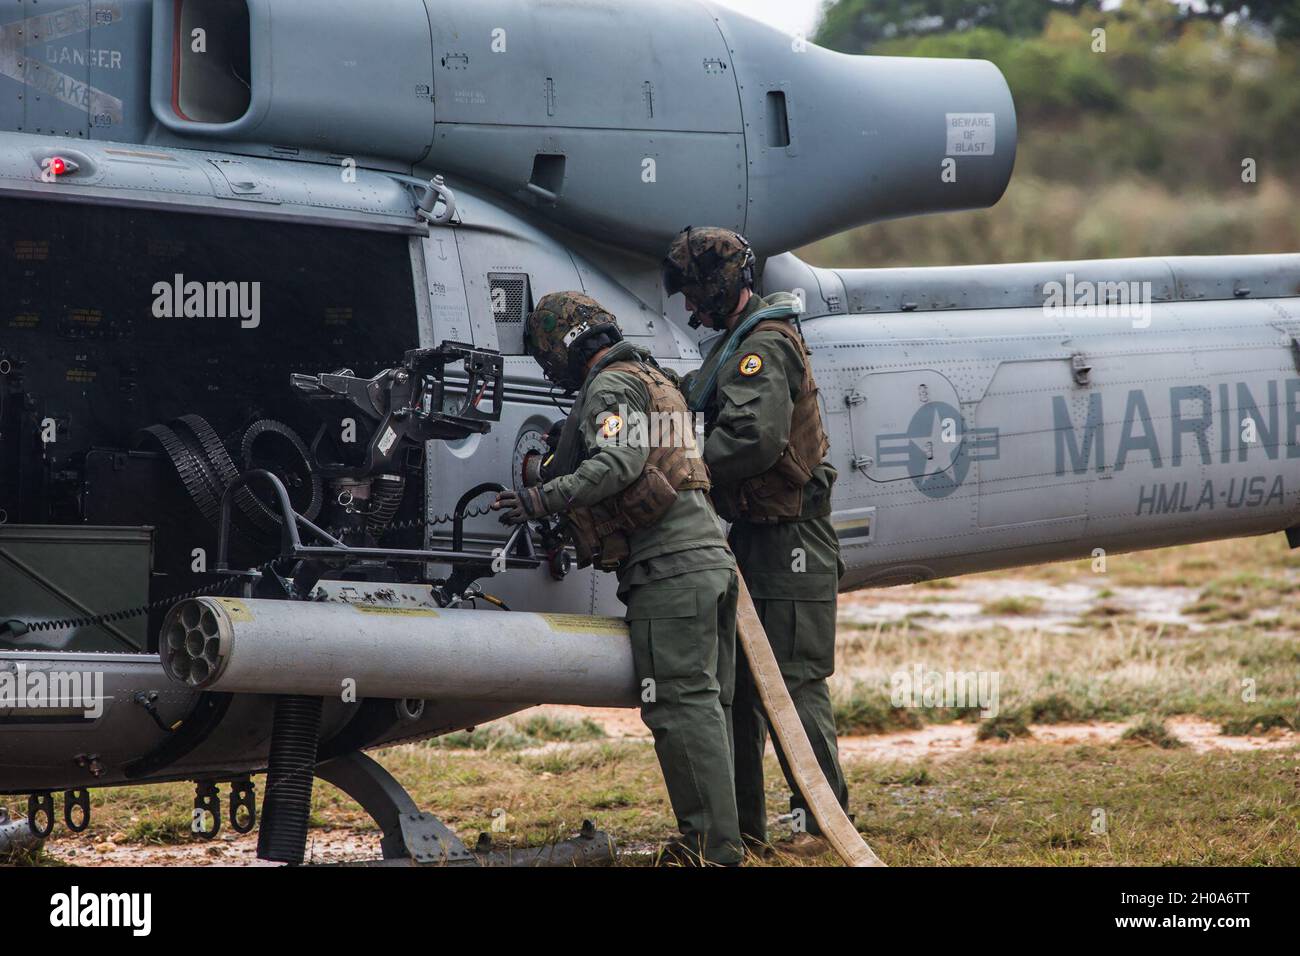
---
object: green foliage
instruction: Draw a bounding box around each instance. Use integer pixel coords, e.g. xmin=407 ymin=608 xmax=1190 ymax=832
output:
xmin=832 ymin=682 xmax=924 ymax=734
xmin=1221 ymin=711 xmax=1298 ymax=735
xmin=976 ymin=713 xmax=1033 ymax=741
xmin=124 ymin=816 xmax=193 ymax=846
xmin=816 ymin=0 xmax=1095 ymax=47
xmin=1024 ymin=694 xmax=1084 ymax=724
xmin=428 ymin=714 xmax=606 ymax=751
xmin=803 ymin=0 xmax=1300 ymax=266
xmin=981 ymin=595 xmax=1044 ymax=616
xmin=817 ymin=0 xmax=1300 ymax=50
xmin=514 ymin=714 xmax=607 ymax=743
xmin=1121 ymin=716 xmax=1185 ymax=748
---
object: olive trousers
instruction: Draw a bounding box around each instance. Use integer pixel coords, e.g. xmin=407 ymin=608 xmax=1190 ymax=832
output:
xmin=625 ymin=566 xmax=742 ymax=865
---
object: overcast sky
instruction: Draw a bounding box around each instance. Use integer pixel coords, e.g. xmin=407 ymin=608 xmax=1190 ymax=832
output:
xmin=710 ymin=0 xmax=828 ymax=37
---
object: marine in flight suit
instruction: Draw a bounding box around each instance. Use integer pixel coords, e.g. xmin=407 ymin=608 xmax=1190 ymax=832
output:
xmin=662 ymin=227 xmax=850 ymax=849
xmin=494 ymin=290 xmax=743 ymax=866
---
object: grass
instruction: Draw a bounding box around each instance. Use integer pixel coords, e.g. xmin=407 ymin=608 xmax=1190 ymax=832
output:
xmin=976 ymin=714 xmax=1033 ymax=742
xmin=1023 ymin=693 xmax=1083 ymax=724
xmin=799 ymin=175 xmax=1300 ymax=270
xmin=832 ymin=683 xmax=925 ymax=735
xmin=17 ymin=535 xmax=1300 ymax=867
xmin=391 ymin=738 xmax=1300 ymax=865
xmin=833 ymin=617 xmax=1299 ymax=732
xmin=902 ymin=532 xmax=1300 ymax=591
xmin=124 ymin=817 xmax=193 ymax=846
xmin=853 ymin=745 xmax=1300 ymax=866
xmin=981 ymin=596 xmax=1043 ymax=616
xmin=1221 ymin=712 xmax=1298 ymax=737
xmin=56 ymin=734 xmax=1291 ymax=868
xmin=836 ymin=532 xmax=1300 ymax=729
xmin=1120 ymin=717 xmax=1184 ymax=750
xmin=428 ymin=714 xmax=605 ymax=752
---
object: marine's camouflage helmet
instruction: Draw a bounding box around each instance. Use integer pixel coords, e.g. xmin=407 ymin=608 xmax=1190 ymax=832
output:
xmin=661 ymin=226 xmax=756 ymax=324
xmin=525 ymin=291 xmax=623 ymax=391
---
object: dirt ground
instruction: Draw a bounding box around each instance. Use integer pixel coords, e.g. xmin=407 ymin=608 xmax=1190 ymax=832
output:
xmin=38 ymin=709 xmax=1297 ymax=866
xmin=23 ymin=536 xmax=1300 ymax=866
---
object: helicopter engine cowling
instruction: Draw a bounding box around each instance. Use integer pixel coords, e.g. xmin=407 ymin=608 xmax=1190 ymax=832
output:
xmin=147 ymin=0 xmax=1016 ymax=255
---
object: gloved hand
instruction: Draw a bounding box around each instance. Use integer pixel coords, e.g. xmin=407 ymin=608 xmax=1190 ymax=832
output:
xmin=544 ymin=419 xmax=564 ymax=454
xmin=537 ymin=420 xmax=564 ymax=483
xmin=493 ymin=487 xmax=548 ymax=525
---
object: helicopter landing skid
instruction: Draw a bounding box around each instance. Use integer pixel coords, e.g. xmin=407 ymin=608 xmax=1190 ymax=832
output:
xmin=314 ymin=751 xmax=615 ymax=867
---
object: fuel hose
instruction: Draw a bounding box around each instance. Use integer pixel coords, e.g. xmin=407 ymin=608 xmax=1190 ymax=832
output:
xmin=735 ymin=573 xmax=885 ymax=867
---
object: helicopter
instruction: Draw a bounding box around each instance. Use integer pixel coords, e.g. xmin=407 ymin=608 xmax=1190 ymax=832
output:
xmin=1 ymin=0 xmax=1296 ymax=865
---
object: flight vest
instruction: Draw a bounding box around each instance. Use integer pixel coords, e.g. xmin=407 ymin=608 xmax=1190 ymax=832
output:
xmin=567 ymin=359 xmax=710 ymax=570
xmin=712 ymin=319 xmax=830 ymax=523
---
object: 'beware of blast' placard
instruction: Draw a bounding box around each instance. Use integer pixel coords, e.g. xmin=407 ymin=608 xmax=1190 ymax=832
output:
xmin=946 ymin=113 xmax=996 ymax=155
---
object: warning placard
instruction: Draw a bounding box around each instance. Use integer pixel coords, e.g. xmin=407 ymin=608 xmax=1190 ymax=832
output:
xmin=946 ymin=113 xmax=996 ymax=156
xmin=538 ymin=613 xmax=628 ymax=637
xmin=351 ymin=605 xmax=440 ymax=618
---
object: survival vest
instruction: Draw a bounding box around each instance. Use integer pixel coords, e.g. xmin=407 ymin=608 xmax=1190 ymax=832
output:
xmin=566 ymin=358 xmax=710 ymax=571
xmin=711 ymin=319 xmax=830 ymax=523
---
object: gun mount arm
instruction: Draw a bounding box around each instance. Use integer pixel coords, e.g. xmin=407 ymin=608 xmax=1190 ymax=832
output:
xmin=292 ymin=342 xmax=503 ymax=480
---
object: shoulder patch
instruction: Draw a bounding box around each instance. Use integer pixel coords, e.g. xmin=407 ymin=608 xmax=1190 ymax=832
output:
xmin=738 ymin=353 xmax=764 ymax=377
xmin=598 ymin=411 xmax=624 ymax=439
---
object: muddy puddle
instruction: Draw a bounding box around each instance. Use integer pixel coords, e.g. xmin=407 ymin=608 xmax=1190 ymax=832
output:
xmin=44 ymin=827 xmax=380 ymax=867
xmin=527 ymin=707 xmax=1298 ymax=761
xmin=835 ymin=716 xmax=1298 ymax=761
xmin=837 ymin=578 xmax=1207 ymax=633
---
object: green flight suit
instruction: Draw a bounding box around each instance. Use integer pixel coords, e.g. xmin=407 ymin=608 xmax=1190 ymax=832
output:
xmin=689 ymin=293 xmax=849 ymax=844
xmin=540 ymin=340 xmax=742 ymax=865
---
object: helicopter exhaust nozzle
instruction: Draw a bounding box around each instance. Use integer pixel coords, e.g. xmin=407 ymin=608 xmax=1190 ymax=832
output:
xmin=160 ymin=596 xmax=639 ymax=707
xmin=739 ymin=49 xmax=1018 ymax=252
xmin=709 ymin=4 xmax=1018 ymax=253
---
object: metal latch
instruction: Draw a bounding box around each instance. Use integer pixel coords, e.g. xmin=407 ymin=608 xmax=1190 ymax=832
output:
xmin=1070 ymin=352 xmax=1092 ymax=386
xmin=851 ymin=455 xmax=873 ymax=473
xmin=844 ymin=390 xmax=866 ymax=407
xmin=208 ymin=159 xmax=278 ymax=203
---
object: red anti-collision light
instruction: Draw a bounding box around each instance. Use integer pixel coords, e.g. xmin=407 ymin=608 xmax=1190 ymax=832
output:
xmin=45 ymin=155 xmax=79 ymax=177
